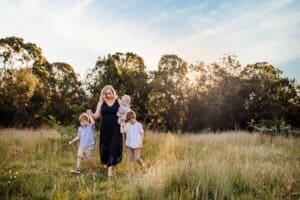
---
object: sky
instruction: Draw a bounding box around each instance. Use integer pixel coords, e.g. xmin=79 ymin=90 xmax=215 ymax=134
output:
xmin=0 ymin=0 xmax=300 ymax=82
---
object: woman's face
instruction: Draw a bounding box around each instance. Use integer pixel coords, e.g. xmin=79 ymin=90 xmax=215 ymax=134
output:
xmin=103 ymin=89 xmax=114 ymax=100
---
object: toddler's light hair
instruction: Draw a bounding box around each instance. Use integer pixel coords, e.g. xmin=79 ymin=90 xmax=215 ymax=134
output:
xmin=79 ymin=113 xmax=89 ymax=122
xmin=122 ymin=94 xmax=131 ymax=103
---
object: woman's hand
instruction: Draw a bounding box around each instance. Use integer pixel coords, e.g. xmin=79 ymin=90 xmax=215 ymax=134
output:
xmin=86 ymin=109 xmax=92 ymax=115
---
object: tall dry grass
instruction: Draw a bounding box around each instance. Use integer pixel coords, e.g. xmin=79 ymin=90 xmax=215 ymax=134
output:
xmin=0 ymin=129 xmax=299 ymax=199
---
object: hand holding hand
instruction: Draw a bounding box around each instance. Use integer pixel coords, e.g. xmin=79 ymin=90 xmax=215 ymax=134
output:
xmin=86 ymin=109 xmax=92 ymax=114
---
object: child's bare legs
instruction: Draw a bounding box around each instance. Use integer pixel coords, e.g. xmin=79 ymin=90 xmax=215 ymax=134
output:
xmin=136 ymin=157 xmax=146 ymax=173
xmin=128 ymin=161 xmax=135 ymax=174
xmin=76 ymin=157 xmax=82 ymax=170
xmin=87 ymin=160 xmax=92 ymax=172
xmin=136 ymin=158 xmax=146 ymax=170
xmin=85 ymin=146 xmax=93 ymax=172
xmin=72 ymin=147 xmax=94 ymax=174
xmin=126 ymin=147 xmax=135 ymax=175
xmin=75 ymin=147 xmax=84 ymax=171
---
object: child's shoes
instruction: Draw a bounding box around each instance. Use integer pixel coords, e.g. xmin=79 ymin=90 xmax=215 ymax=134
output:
xmin=141 ymin=164 xmax=147 ymax=173
xmin=71 ymin=168 xmax=81 ymax=174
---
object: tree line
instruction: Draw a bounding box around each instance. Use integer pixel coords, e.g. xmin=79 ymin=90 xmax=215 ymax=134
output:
xmin=1 ymin=36 xmax=299 ymax=133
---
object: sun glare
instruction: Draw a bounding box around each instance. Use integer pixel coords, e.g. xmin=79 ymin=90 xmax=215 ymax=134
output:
xmin=186 ymin=71 xmax=197 ymax=85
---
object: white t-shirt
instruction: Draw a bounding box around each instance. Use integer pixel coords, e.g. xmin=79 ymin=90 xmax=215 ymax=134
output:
xmin=123 ymin=121 xmax=144 ymax=148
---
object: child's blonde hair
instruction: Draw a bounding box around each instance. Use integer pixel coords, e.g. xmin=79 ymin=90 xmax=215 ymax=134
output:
xmin=79 ymin=113 xmax=89 ymax=122
xmin=122 ymin=94 xmax=131 ymax=103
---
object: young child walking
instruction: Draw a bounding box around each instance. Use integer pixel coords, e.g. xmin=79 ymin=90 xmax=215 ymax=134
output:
xmin=116 ymin=94 xmax=131 ymax=125
xmin=69 ymin=112 xmax=95 ymax=174
xmin=120 ymin=110 xmax=146 ymax=174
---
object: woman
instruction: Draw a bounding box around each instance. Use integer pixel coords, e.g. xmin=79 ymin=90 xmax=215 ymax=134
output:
xmin=88 ymin=85 xmax=123 ymax=176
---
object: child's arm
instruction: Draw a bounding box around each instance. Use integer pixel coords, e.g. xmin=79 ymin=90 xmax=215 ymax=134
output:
xmin=69 ymin=136 xmax=79 ymax=145
xmin=88 ymin=113 xmax=95 ymax=128
xmin=118 ymin=107 xmax=125 ymax=115
xmin=139 ymin=123 xmax=145 ymax=148
xmin=140 ymin=133 xmax=144 ymax=148
xmin=88 ymin=101 xmax=102 ymax=119
xmin=120 ymin=124 xmax=125 ymax=134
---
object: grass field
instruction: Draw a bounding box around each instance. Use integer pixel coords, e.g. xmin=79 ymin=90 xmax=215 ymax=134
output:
xmin=0 ymin=128 xmax=299 ymax=199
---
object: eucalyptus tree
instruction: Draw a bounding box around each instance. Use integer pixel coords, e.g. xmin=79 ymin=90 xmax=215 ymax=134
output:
xmin=49 ymin=62 xmax=86 ymax=125
xmin=185 ymin=55 xmax=246 ymax=131
xmin=147 ymin=54 xmax=189 ymax=131
xmin=0 ymin=37 xmax=49 ymax=127
xmin=0 ymin=36 xmax=85 ymax=127
xmin=184 ymin=62 xmax=208 ymax=131
xmin=206 ymin=55 xmax=246 ymax=130
xmin=240 ymin=62 xmax=300 ymax=128
xmin=86 ymin=52 xmax=149 ymax=121
xmin=0 ymin=68 xmax=40 ymax=126
xmin=115 ymin=52 xmax=149 ymax=120
xmin=0 ymin=37 xmax=45 ymax=71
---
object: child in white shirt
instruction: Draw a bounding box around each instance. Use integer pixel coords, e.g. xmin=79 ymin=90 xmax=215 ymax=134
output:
xmin=120 ymin=110 xmax=146 ymax=174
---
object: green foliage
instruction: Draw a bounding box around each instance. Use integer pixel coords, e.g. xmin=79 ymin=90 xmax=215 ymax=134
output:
xmin=44 ymin=115 xmax=76 ymax=136
xmin=85 ymin=52 xmax=149 ymax=121
xmin=1 ymin=36 xmax=300 ymax=133
xmin=289 ymin=129 xmax=300 ymax=137
xmin=147 ymin=54 xmax=189 ymax=131
xmin=47 ymin=62 xmax=86 ymax=125
xmin=0 ymin=37 xmax=86 ymax=128
xmin=249 ymin=118 xmax=292 ymax=136
xmin=0 ymin=169 xmax=25 ymax=199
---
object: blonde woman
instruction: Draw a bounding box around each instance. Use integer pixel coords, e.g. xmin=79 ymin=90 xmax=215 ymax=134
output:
xmin=87 ymin=85 xmax=123 ymax=177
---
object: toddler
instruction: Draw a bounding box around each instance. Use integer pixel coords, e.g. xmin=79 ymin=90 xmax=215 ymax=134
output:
xmin=117 ymin=94 xmax=131 ymax=125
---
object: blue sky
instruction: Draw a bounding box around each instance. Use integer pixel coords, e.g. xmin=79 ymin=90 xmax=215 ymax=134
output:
xmin=0 ymin=0 xmax=299 ymax=82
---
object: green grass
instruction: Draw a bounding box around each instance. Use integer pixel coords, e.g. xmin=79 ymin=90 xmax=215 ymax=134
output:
xmin=0 ymin=129 xmax=299 ymax=199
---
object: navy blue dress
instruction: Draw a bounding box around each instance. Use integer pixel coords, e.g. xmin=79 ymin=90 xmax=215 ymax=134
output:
xmin=100 ymin=100 xmax=123 ymax=166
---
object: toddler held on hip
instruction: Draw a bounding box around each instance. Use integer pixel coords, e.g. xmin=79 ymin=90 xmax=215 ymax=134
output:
xmin=117 ymin=94 xmax=131 ymax=125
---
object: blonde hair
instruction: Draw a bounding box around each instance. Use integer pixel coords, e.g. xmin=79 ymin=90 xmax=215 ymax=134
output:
xmin=99 ymin=85 xmax=118 ymax=102
xmin=79 ymin=113 xmax=89 ymax=122
xmin=122 ymin=94 xmax=131 ymax=103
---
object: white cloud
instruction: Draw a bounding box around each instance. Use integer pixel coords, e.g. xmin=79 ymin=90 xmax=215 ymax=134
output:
xmin=0 ymin=0 xmax=168 ymax=77
xmin=0 ymin=0 xmax=299 ymax=81
xmin=168 ymin=0 xmax=300 ymax=68
xmin=69 ymin=0 xmax=94 ymax=16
